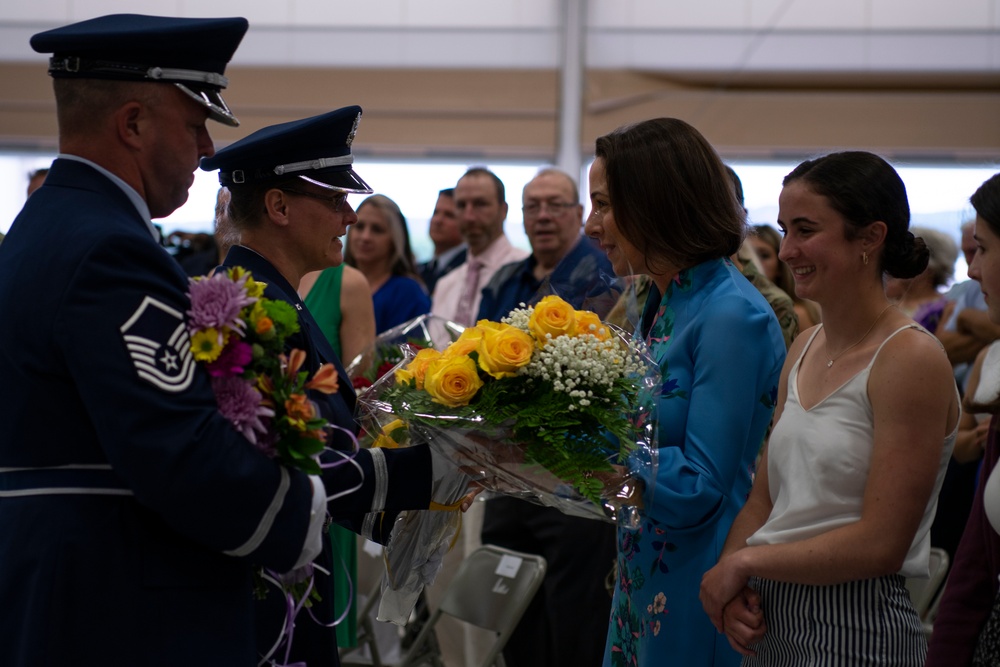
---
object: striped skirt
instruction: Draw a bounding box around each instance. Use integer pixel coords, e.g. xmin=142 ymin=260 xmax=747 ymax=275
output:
xmin=742 ymin=575 xmax=926 ymax=667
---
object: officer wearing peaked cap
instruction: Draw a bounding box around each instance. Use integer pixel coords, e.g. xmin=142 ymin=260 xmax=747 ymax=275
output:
xmin=30 ymin=13 xmax=246 ymax=126
xmin=0 ymin=16 xmax=417 ymax=667
xmin=204 ymin=105 xmax=371 ymax=189
xmin=203 ymin=108 xmax=473 ymax=665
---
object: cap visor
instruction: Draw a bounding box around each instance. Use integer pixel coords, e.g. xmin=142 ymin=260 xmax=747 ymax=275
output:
xmin=298 ymin=171 xmax=373 ymax=195
xmin=176 ymin=83 xmax=239 ymax=127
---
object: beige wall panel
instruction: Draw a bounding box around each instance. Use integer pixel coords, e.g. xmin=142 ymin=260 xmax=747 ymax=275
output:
xmin=582 ymin=85 xmax=1000 ymax=160
xmin=583 ymin=71 xmax=1000 ymax=161
xmin=0 ymin=63 xmax=997 ymax=162
xmin=0 ymin=63 xmax=58 ymax=149
xmin=207 ymin=67 xmax=561 ymax=155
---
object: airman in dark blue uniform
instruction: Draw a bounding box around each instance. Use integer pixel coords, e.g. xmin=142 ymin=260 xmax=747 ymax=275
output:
xmin=0 ymin=15 xmax=457 ymax=667
xmin=202 ymin=107 xmax=466 ymax=666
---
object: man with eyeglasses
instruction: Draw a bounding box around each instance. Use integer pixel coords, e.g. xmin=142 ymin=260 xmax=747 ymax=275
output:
xmin=476 ymin=167 xmax=621 ymax=667
xmin=478 ymin=167 xmax=620 ymax=322
xmin=430 ymin=167 xmax=528 ymax=326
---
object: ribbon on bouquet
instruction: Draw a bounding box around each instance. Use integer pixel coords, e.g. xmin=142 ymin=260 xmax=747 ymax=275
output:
xmin=259 ymin=423 xmax=364 ymax=667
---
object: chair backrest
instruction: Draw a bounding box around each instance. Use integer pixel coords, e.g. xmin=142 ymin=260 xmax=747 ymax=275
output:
xmin=905 ymin=546 xmax=950 ymax=619
xmin=438 ymin=544 xmax=546 ymax=633
xmin=399 ymin=544 xmax=546 ymax=667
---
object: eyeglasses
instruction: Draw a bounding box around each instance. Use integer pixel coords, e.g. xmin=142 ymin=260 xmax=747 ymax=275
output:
xmin=281 ymin=188 xmax=349 ymax=213
xmin=522 ymin=200 xmax=576 ymax=218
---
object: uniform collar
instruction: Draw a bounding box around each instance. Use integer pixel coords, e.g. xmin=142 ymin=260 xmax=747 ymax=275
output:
xmin=223 ymin=245 xmax=304 ymax=310
xmin=57 ymin=153 xmax=158 ymax=242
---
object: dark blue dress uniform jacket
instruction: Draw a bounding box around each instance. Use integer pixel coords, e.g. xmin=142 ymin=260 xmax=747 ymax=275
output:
xmin=0 ymin=159 xmax=430 ymax=667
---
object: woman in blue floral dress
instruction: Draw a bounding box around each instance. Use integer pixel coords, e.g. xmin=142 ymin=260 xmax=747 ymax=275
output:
xmin=584 ymin=118 xmax=786 ymax=666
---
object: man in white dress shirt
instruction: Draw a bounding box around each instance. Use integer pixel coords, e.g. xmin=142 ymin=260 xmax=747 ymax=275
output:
xmin=430 ymin=167 xmax=528 ymax=325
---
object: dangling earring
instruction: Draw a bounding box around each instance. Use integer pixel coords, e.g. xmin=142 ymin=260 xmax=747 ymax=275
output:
xmin=862 ymin=251 xmax=869 ymax=266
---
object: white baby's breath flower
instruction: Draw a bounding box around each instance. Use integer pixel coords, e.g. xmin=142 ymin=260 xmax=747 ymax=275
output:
xmin=503 ymin=304 xmax=534 ymax=331
xmin=518 ymin=327 xmax=647 ymax=407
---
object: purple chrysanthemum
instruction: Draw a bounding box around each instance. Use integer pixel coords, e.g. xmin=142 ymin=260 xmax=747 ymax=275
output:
xmin=187 ymin=273 xmax=256 ymax=333
xmin=211 ymin=375 xmax=275 ymax=450
xmin=206 ymin=340 xmax=254 ymax=378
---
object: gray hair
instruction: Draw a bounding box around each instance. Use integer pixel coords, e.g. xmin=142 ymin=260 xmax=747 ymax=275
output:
xmin=912 ymin=226 xmax=958 ymax=287
xmin=525 ymin=167 xmax=579 ymax=203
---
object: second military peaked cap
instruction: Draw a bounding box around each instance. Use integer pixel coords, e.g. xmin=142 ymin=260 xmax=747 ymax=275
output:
xmin=30 ymin=14 xmax=248 ymax=127
xmin=201 ymin=106 xmax=374 ymax=194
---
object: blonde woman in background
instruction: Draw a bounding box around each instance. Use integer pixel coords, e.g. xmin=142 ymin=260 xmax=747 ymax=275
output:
xmin=345 ymin=193 xmax=430 ymax=334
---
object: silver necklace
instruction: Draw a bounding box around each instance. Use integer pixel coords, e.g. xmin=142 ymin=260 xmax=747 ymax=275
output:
xmin=826 ymin=304 xmax=894 ymax=368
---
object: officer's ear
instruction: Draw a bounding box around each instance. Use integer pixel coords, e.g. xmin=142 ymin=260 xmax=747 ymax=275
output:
xmin=263 ymin=188 xmax=291 ymax=227
xmin=115 ymin=101 xmax=146 ymax=151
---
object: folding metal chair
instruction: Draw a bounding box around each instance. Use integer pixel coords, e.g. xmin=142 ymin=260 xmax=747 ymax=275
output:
xmin=340 ymin=561 xmax=440 ymax=667
xmin=399 ymin=544 xmax=547 ymax=667
xmin=340 ymin=576 xmax=386 ymax=667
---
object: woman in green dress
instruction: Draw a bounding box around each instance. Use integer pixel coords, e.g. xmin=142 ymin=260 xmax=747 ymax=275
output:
xmin=299 ymin=263 xmax=376 ymax=648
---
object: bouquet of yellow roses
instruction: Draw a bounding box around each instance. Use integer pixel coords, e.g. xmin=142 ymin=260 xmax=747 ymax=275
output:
xmin=362 ymin=295 xmax=659 ymax=517
xmin=356 ymin=298 xmax=658 ymax=623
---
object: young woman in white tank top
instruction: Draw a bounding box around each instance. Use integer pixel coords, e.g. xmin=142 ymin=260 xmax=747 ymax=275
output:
xmin=699 ymin=151 xmax=960 ymax=667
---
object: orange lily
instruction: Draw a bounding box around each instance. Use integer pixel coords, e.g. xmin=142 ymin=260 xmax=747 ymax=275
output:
xmin=285 ymin=392 xmax=315 ymax=422
xmin=286 ymin=349 xmax=307 ymax=377
xmin=305 ymin=363 xmax=340 ymax=394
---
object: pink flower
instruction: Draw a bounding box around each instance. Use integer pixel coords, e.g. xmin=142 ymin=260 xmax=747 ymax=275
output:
xmin=211 ymin=375 xmax=275 ymax=450
xmin=206 ymin=340 xmax=253 ymax=378
xmin=187 ymin=273 xmax=256 ymax=333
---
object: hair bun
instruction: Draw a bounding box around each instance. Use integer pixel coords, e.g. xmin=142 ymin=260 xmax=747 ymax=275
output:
xmin=884 ymin=231 xmax=929 ymax=279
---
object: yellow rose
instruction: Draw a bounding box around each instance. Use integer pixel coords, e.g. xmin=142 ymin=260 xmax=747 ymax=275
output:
xmin=478 ymin=324 xmax=534 ymax=378
xmin=443 ymin=326 xmax=485 ymax=358
xmin=475 ymin=320 xmax=504 ymax=331
xmin=574 ymin=310 xmax=612 ymax=341
xmin=395 ymin=348 xmax=442 ymax=390
xmin=528 ymin=295 xmax=576 ymax=344
xmin=423 ymin=355 xmax=483 ymax=407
